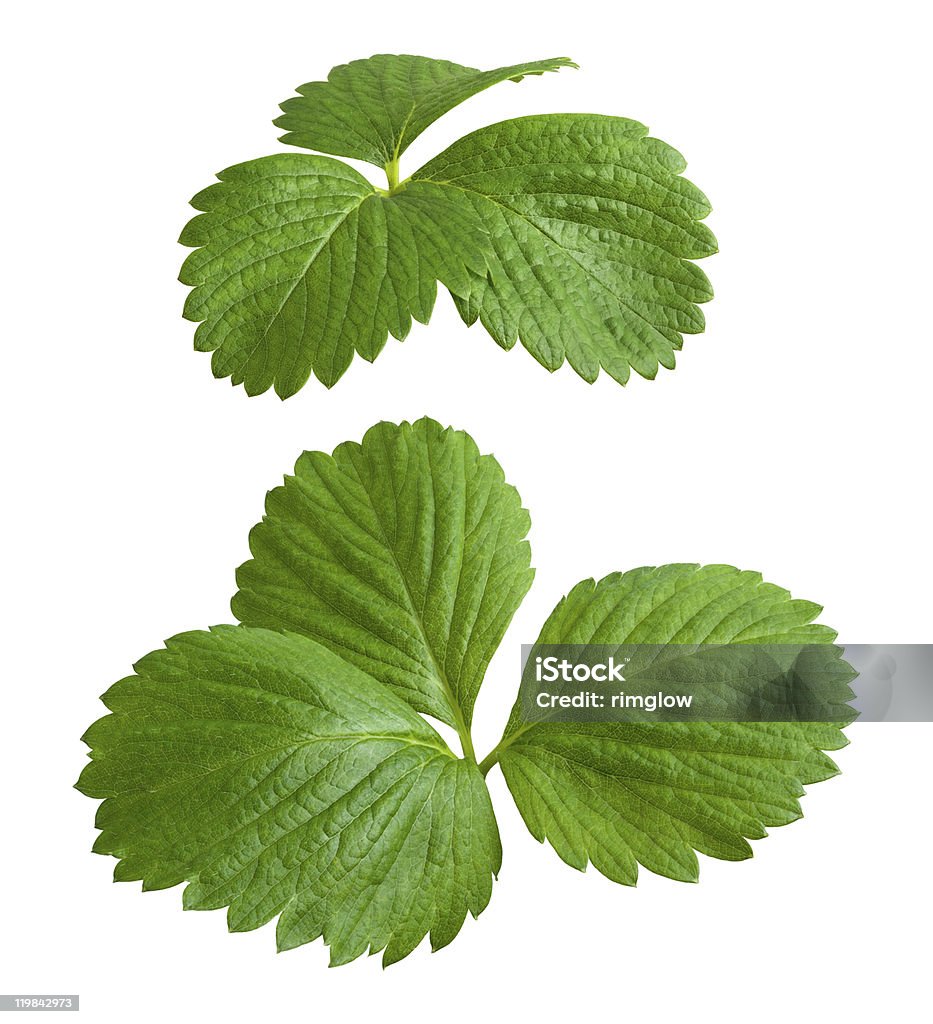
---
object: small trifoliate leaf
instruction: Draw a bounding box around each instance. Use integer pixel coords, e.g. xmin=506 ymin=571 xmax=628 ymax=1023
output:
xmin=179 ymin=55 xmax=716 ymax=397
xmin=179 ymin=155 xmax=487 ymax=396
xmin=275 ymin=54 xmax=575 ymax=167
xmin=493 ymin=564 xmax=850 ymax=884
xmin=77 ymin=626 xmax=501 ymax=967
xmin=415 ymin=115 xmax=716 ymax=383
xmin=233 ymin=418 xmax=534 ymax=737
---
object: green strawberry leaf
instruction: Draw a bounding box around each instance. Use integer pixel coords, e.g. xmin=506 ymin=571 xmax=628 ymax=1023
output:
xmin=179 ymin=154 xmax=487 ymax=397
xmin=415 ymin=115 xmax=716 ymax=383
xmin=233 ymin=418 xmax=534 ymax=744
xmin=179 ymin=55 xmax=716 ymax=397
xmin=76 ymin=626 xmax=501 ymax=967
xmin=486 ymin=564 xmax=851 ymax=884
xmin=275 ymin=54 xmax=575 ymax=170
xmin=78 ymin=428 xmax=851 ymax=966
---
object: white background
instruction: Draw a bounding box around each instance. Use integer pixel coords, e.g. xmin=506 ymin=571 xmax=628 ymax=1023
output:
xmin=3 ymin=1 xmax=930 ymax=1020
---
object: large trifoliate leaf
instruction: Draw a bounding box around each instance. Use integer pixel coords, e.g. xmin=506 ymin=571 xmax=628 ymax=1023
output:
xmin=179 ymin=54 xmax=716 ymax=397
xmin=179 ymin=156 xmax=486 ymax=396
xmin=275 ymin=54 xmax=575 ymax=168
xmin=490 ymin=564 xmax=851 ymax=884
xmin=77 ymin=626 xmax=500 ymax=967
xmin=78 ymin=425 xmax=850 ymax=966
xmin=233 ymin=418 xmax=534 ymax=741
xmin=415 ymin=116 xmax=716 ymax=383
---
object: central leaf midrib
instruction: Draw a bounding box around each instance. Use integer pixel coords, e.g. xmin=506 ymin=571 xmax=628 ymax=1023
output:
xmin=344 ymin=458 xmax=475 ymax=755
xmin=238 ymin=188 xmax=377 ymax=370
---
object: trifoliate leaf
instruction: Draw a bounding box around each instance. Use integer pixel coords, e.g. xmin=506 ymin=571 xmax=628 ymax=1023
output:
xmin=79 ymin=426 xmax=853 ymax=966
xmin=76 ymin=626 xmax=501 ymax=967
xmin=180 ymin=54 xmax=716 ymax=397
xmin=491 ymin=564 xmax=850 ymax=884
xmin=415 ymin=115 xmax=716 ymax=383
xmin=179 ymin=155 xmax=487 ymax=396
xmin=275 ymin=54 xmax=576 ymax=168
xmin=233 ymin=418 xmax=534 ymax=739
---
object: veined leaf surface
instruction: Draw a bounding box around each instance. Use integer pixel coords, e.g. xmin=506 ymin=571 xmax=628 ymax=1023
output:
xmin=77 ymin=626 xmax=500 ymax=967
xmin=179 ymin=155 xmax=486 ymax=397
xmin=275 ymin=53 xmax=575 ymax=167
xmin=233 ymin=418 xmax=534 ymax=738
xmin=493 ymin=564 xmax=851 ymax=884
xmin=416 ymin=115 xmax=716 ymax=383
